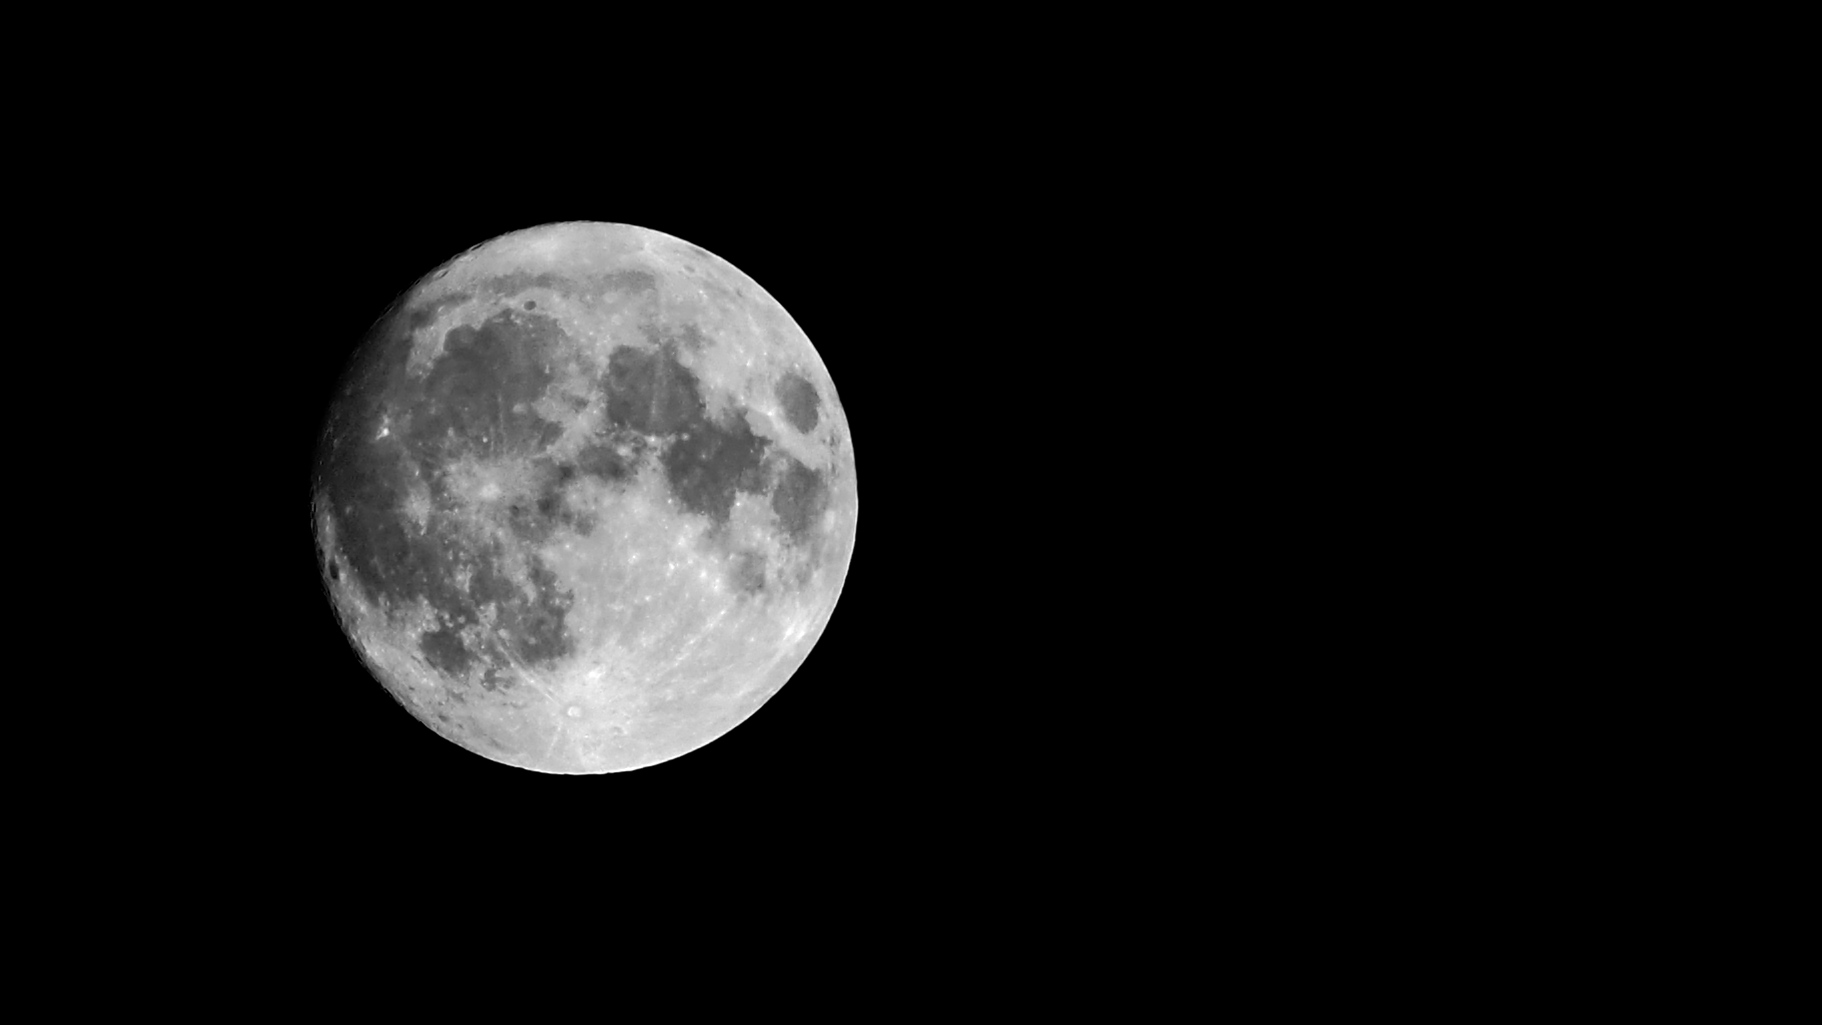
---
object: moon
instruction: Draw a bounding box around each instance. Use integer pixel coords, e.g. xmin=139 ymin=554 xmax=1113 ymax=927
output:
xmin=314 ymin=223 xmax=855 ymax=772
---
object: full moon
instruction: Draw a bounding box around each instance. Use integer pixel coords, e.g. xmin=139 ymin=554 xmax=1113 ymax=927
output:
xmin=314 ymin=223 xmax=855 ymax=772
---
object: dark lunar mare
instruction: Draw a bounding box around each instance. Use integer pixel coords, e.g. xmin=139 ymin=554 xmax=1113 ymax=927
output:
xmin=406 ymin=309 xmax=565 ymax=458
xmin=318 ymin=301 xmax=578 ymax=685
xmin=774 ymin=372 xmax=820 ymax=433
xmin=482 ymin=271 xmax=570 ymax=298
xmin=572 ymin=442 xmax=637 ymax=483
xmin=731 ymin=550 xmax=767 ymax=596
xmin=604 ymin=343 xmax=702 ymax=434
xmin=663 ymin=412 xmax=769 ymax=526
xmin=598 ymin=339 xmax=772 ymax=529
xmin=770 ymin=457 xmax=829 ymax=542
xmin=576 ymin=336 xmax=834 ymax=601
xmin=482 ymin=268 xmax=658 ymax=300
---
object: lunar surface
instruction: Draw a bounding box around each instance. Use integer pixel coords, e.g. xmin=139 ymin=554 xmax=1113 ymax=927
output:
xmin=314 ymin=223 xmax=854 ymax=772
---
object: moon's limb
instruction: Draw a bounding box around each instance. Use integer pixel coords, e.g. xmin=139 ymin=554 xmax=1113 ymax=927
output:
xmin=319 ymin=222 xmax=853 ymax=772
